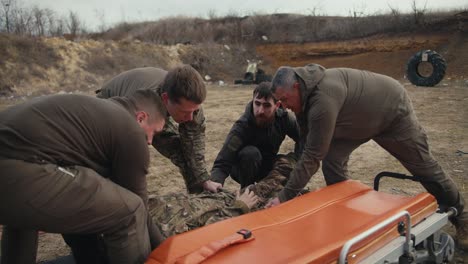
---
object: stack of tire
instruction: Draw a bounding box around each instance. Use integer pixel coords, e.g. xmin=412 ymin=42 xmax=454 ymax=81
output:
xmin=406 ymin=50 xmax=447 ymax=87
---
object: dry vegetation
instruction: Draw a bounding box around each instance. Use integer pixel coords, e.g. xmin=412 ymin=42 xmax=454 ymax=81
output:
xmin=95 ymin=9 xmax=466 ymax=45
xmin=0 ymin=0 xmax=466 ymax=97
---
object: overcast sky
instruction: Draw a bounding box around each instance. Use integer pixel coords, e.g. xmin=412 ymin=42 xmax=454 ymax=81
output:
xmin=20 ymin=0 xmax=468 ymax=30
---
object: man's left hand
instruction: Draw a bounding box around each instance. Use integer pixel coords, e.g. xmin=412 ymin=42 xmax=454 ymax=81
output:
xmin=265 ymin=197 xmax=281 ymax=208
xmin=203 ymin=180 xmax=223 ymax=192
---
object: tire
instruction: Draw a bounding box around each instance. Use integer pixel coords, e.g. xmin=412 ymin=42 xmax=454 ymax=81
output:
xmin=406 ymin=50 xmax=447 ymax=87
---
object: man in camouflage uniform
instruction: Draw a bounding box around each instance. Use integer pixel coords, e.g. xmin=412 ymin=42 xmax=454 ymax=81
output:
xmin=97 ymin=65 xmax=221 ymax=193
xmin=211 ymin=82 xmax=301 ymax=189
xmin=149 ymin=153 xmax=297 ymax=238
xmin=267 ymin=63 xmax=468 ymax=250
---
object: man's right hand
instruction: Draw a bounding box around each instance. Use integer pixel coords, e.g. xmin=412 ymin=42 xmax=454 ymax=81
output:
xmin=236 ymin=189 xmax=260 ymax=209
xmin=202 ymin=180 xmax=223 ymax=192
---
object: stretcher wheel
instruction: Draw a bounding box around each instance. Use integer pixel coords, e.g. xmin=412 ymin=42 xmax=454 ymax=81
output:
xmin=427 ymin=231 xmax=455 ymax=263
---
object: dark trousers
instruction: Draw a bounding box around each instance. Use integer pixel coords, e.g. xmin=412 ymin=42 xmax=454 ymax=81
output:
xmin=1 ymin=227 xmax=38 ymax=264
xmin=0 ymin=159 xmax=151 ymax=264
xmin=230 ymin=146 xmax=271 ymax=188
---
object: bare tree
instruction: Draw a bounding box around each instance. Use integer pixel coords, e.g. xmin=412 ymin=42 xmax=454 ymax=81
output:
xmin=411 ymin=0 xmax=428 ymax=25
xmin=32 ymin=6 xmax=46 ymax=35
xmin=66 ymin=10 xmax=81 ymax=37
xmin=1 ymin=0 xmax=14 ymax=32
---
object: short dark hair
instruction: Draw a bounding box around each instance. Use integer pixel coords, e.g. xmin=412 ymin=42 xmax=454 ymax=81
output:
xmin=253 ymin=82 xmax=276 ymax=102
xmin=131 ymin=89 xmax=167 ymax=123
xmin=160 ymin=65 xmax=206 ymax=104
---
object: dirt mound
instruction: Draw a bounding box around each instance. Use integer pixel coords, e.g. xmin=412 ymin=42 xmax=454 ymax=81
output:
xmin=256 ymin=32 xmax=468 ymax=80
xmin=0 ymin=36 xmax=252 ymax=97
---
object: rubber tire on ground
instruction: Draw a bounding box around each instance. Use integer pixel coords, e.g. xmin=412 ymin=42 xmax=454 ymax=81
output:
xmin=406 ymin=50 xmax=447 ymax=87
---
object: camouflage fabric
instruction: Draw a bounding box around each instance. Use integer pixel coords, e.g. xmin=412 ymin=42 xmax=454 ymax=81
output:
xmin=244 ymin=153 xmax=298 ymax=210
xmin=97 ymin=67 xmax=210 ymax=193
xmin=149 ymin=153 xmax=298 ymax=238
xmin=148 ymin=191 xmax=247 ymax=238
xmin=152 ymin=105 xmax=209 ymax=193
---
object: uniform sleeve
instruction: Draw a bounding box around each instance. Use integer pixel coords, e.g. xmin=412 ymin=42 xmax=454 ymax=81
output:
xmin=285 ymin=111 xmax=302 ymax=157
xmin=111 ymin=130 xmax=150 ymax=206
xmin=278 ymin=95 xmax=340 ymax=202
xmin=210 ymin=120 xmax=248 ymax=185
xmin=178 ymin=107 xmax=210 ymax=188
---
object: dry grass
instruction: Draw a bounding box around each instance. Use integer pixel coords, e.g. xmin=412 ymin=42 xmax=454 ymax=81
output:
xmin=0 ymin=34 xmax=60 ymax=95
xmin=96 ymin=10 xmax=466 ymax=45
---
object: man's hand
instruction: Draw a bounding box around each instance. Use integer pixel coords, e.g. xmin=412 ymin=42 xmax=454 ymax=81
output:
xmin=236 ymin=189 xmax=259 ymax=209
xmin=202 ymin=180 xmax=222 ymax=192
xmin=265 ymin=197 xmax=281 ymax=208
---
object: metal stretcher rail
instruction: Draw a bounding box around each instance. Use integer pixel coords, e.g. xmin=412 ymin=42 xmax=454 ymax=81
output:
xmin=339 ymin=210 xmax=411 ymax=264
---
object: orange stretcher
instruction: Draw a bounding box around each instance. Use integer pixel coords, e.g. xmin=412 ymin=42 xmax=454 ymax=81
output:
xmin=146 ymin=178 xmax=456 ymax=264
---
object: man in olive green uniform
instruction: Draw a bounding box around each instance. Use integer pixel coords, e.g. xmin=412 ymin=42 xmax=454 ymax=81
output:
xmin=211 ymin=82 xmax=300 ymax=189
xmin=267 ymin=63 xmax=468 ymax=250
xmin=97 ymin=65 xmax=221 ymax=193
xmin=0 ymin=90 xmax=166 ymax=264
xmin=150 ymin=153 xmax=297 ymax=238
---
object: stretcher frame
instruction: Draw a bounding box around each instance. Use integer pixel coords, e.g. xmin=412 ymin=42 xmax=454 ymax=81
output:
xmin=147 ymin=173 xmax=455 ymax=264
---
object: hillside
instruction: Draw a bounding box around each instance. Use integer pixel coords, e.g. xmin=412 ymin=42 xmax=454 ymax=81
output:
xmin=0 ymin=35 xmax=253 ymax=96
xmin=257 ymin=32 xmax=468 ymax=80
xmin=0 ymin=11 xmax=467 ymax=98
xmin=1 ymin=31 xmax=467 ymax=99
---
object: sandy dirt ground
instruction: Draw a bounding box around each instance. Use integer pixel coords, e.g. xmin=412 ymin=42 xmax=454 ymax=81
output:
xmin=0 ymin=79 xmax=467 ymax=263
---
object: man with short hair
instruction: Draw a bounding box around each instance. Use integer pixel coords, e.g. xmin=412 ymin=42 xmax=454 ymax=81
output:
xmin=267 ymin=63 xmax=467 ymax=250
xmin=211 ymin=82 xmax=300 ymax=189
xmin=97 ymin=65 xmax=221 ymax=193
xmin=0 ymin=90 xmax=167 ymax=264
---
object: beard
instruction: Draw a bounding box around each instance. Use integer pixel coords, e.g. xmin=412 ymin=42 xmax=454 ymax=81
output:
xmin=255 ymin=115 xmax=274 ymax=128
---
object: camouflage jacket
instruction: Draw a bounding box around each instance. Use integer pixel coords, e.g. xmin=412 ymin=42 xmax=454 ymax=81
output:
xmin=149 ymin=191 xmax=249 ymax=238
xmin=149 ymin=153 xmax=298 ymax=238
xmin=97 ymin=67 xmax=209 ymax=192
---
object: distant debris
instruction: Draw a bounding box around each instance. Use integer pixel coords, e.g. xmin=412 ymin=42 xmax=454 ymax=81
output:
xmin=218 ymin=80 xmax=225 ymax=86
xmin=204 ymin=75 xmax=212 ymax=81
xmin=262 ymin=35 xmax=268 ymax=41
xmin=224 ymin=45 xmax=231 ymax=51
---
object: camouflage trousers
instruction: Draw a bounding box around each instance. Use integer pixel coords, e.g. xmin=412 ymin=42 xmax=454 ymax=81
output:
xmin=152 ymin=117 xmax=208 ymax=194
